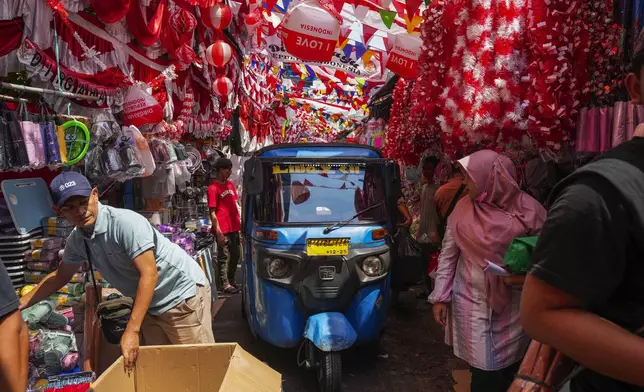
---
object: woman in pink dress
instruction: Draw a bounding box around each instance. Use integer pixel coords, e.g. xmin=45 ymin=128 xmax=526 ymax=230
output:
xmin=429 ymin=150 xmax=546 ymax=391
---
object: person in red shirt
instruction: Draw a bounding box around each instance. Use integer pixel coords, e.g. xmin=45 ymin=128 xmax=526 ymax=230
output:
xmin=208 ymin=158 xmax=241 ymax=294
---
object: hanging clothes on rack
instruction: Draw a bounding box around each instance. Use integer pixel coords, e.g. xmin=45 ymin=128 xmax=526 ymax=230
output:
xmin=576 ymin=101 xmax=644 ymax=153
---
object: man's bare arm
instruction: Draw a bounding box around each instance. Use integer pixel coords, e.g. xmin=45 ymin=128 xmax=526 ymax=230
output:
xmin=521 ymin=274 xmax=644 ymax=386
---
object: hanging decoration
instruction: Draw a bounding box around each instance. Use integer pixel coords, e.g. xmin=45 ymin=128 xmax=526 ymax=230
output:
xmin=205 ymin=40 xmax=233 ymax=67
xmin=279 ymin=2 xmax=340 ymax=62
xmin=201 ymin=3 xmax=233 ymax=31
xmin=126 ymin=0 xmax=167 ymax=46
xmin=378 ymin=9 xmax=396 ymax=29
xmin=212 ymin=75 xmax=234 ymax=96
xmin=162 ymin=8 xmax=198 ymax=70
xmin=16 ymin=39 xmax=124 ymax=108
xmin=123 ymin=85 xmax=164 ymax=127
xmin=385 ymin=34 xmax=422 ymax=78
xmin=89 ymin=0 xmax=130 ymax=24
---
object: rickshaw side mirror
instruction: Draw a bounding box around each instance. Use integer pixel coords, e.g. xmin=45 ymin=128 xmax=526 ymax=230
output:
xmin=243 ymin=157 xmax=263 ymax=195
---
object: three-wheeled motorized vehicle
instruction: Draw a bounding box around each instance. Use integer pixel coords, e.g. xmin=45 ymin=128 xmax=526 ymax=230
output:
xmin=241 ymin=143 xmax=401 ymax=392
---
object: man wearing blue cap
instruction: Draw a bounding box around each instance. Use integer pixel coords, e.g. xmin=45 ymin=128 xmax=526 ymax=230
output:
xmin=19 ymin=172 xmax=214 ymax=370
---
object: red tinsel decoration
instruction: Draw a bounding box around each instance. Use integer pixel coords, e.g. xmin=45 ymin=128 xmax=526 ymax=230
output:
xmin=386 ymin=0 xmax=624 ymax=161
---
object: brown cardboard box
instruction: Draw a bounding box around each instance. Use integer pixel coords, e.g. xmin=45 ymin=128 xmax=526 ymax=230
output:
xmin=90 ymin=343 xmax=282 ymax=392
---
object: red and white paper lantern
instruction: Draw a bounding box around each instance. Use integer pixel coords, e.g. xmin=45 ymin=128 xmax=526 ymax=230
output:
xmin=205 ymin=40 xmax=233 ymax=67
xmin=279 ymin=2 xmax=340 ymax=62
xmin=212 ymin=76 xmax=234 ymax=96
xmin=385 ymin=35 xmax=423 ymax=79
xmin=201 ymin=4 xmax=232 ymax=31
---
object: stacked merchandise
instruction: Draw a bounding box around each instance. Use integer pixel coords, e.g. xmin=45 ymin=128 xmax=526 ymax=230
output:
xmin=18 ymin=221 xmax=99 ymax=391
xmin=0 ymin=228 xmax=43 ymax=293
xmin=21 ymin=299 xmax=89 ymax=390
xmin=23 ymin=236 xmax=86 ymax=309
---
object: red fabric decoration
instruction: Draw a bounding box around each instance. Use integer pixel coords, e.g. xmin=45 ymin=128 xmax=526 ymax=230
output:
xmin=89 ymin=0 xmax=130 ymax=24
xmin=126 ymin=0 xmax=166 ymax=46
xmin=0 ymin=18 xmax=24 ymax=57
xmin=160 ymin=8 xmax=197 ymax=69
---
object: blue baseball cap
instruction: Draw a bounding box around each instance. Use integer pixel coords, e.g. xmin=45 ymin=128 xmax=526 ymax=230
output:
xmin=50 ymin=172 xmax=93 ymax=207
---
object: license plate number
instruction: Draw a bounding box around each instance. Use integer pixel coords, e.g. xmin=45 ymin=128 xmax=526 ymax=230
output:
xmin=306 ymin=238 xmax=349 ymax=256
xmin=318 ymin=266 xmax=336 ymax=281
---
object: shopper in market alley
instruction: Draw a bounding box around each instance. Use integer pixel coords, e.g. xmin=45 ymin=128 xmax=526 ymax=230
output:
xmin=19 ymin=172 xmax=214 ymax=370
xmin=434 ymin=163 xmax=468 ymax=241
xmin=208 ymin=158 xmax=241 ymax=294
xmin=429 ymin=150 xmax=546 ymax=392
xmin=0 ymin=261 xmax=28 ymax=392
xmin=519 ymin=32 xmax=644 ymax=391
xmin=415 ymin=156 xmax=441 ymax=299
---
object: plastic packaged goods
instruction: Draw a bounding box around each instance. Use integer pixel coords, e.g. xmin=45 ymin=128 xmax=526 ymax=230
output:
xmin=24 ymin=271 xmax=48 ymax=284
xmin=32 ymin=237 xmax=65 ymax=250
xmin=25 ymin=248 xmax=61 ymax=262
xmin=27 ymin=261 xmax=59 ymax=272
xmin=122 ymin=125 xmax=156 ymax=176
xmin=57 ymin=283 xmax=84 ymax=296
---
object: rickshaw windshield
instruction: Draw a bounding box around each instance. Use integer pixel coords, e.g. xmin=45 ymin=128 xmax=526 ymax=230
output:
xmin=253 ymin=162 xmax=387 ymax=224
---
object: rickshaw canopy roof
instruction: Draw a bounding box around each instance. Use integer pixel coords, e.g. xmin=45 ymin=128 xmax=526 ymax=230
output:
xmin=256 ymin=143 xmax=383 ymax=159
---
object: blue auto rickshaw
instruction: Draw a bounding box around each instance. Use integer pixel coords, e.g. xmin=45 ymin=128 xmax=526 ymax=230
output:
xmin=241 ymin=143 xmax=401 ymax=392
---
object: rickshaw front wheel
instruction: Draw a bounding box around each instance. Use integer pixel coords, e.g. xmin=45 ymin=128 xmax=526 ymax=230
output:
xmin=317 ymin=351 xmax=342 ymax=392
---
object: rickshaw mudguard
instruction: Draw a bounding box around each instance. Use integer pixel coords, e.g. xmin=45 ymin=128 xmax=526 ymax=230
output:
xmin=253 ymin=278 xmax=307 ymax=348
xmin=303 ymin=312 xmax=358 ymax=352
xmin=345 ymin=278 xmax=389 ymax=343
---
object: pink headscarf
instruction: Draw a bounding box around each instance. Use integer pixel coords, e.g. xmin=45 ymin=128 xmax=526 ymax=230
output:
xmin=448 ymin=150 xmax=546 ymax=313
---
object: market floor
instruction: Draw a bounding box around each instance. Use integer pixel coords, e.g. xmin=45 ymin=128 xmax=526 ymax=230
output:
xmin=212 ymin=288 xmax=469 ymax=392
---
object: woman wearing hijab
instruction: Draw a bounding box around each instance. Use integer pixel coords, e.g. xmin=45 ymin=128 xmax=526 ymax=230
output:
xmin=428 ymin=150 xmax=546 ymax=391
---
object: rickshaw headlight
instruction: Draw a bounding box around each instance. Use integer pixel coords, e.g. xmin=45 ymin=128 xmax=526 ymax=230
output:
xmin=362 ymin=256 xmax=383 ymax=277
xmin=267 ymin=258 xmax=291 ymax=279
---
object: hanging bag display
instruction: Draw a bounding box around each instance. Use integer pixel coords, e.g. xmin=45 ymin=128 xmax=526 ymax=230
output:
xmin=40 ymin=106 xmax=62 ymax=165
xmin=6 ymin=105 xmax=30 ymax=168
xmin=83 ymin=241 xmax=133 ymax=345
xmin=173 ymin=143 xmax=189 ymax=161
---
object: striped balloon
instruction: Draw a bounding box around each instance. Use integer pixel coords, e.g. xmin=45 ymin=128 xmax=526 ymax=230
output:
xmin=201 ymin=4 xmax=232 ymax=31
xmin=212 ymin=75 xmax=234 ymax=96
xmin=205 ymin=40 xmax=232 ymax=67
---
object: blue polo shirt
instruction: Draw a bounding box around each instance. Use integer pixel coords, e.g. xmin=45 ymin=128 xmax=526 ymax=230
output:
xmin=62 ymin=203 xmax=208 ymax=315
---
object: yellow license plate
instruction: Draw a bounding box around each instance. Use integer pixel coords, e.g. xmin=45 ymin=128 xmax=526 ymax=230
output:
xmin=306 ymin=238 xmax=349 ymax=256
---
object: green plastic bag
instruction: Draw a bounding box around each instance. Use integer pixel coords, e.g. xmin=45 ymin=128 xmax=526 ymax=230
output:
xmin=503 ymin=236 xmax=539 ymax=274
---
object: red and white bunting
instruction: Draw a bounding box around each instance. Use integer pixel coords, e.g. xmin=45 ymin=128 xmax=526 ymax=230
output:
xmin=362 ymin=23 xmax=378 ymax=45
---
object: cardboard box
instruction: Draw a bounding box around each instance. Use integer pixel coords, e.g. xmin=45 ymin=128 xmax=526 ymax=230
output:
xmin=90 ymin=343 xmax=282 ymax=392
